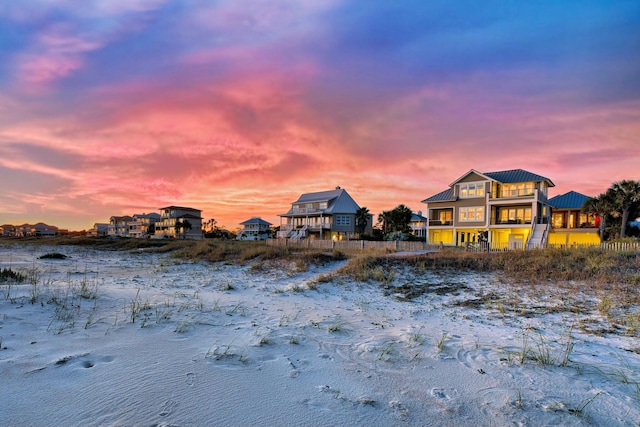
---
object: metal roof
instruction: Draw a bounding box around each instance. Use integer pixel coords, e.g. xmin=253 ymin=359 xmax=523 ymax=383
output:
xmin=548 ymin=191 xmax=590 ymax=209
xmin=240 ymin=217 xmax=272 ymax=226
xmin=292 ymin=188 xmax=343 ymax=204
xmin=282 ymin=188 xmax=361 ymax=216
xmin=410 ymin=212 xmax=427 ymax=221
xmin=483 ymin=169 xmax=555 ymax=186
xmin=421 ymin=188 xmax=455 ymax=203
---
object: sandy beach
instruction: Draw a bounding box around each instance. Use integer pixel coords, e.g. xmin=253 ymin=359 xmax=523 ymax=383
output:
xmin=0 ymin=243 xmax=638 ymax=426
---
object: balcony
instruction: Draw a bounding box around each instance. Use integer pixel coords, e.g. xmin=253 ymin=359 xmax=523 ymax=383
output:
xmin=428 ymin=220 xmax=453 ymax=226
xmin=290 ymin=208 xmax=325 ymax=214
xmin=492 ymin=219 xmax=532 ymax=225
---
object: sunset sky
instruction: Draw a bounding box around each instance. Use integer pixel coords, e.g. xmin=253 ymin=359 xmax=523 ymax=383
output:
xmin=1 ymin=1 xmax=639 ymax=231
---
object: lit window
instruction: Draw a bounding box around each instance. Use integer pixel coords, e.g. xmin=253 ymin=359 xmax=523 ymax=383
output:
xmin=459 ymin=207 xmax=484 ymax=222
xmin=459 ymin=183 xmax=485 ymax=198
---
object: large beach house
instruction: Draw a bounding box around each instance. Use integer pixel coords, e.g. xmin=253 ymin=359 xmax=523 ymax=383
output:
xmin=278 ymin=187 xmax=372 ymax=240
xmin=421 ymin=169 xmax=555 ymax=249
xmin=154 ymin=206 xmax=203 ymax=239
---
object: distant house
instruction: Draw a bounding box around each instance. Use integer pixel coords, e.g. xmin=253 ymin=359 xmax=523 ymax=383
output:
xmin=422 ymin=168 xmax=555 ymax=249
xmin=278 ymin=187 xmax=371 ymax=240
xmin=409 ymin=211 xmax=427 ymax=238
xmin=548 ymin=191 xmax=600 ymax=246
xmin=31 ymin=222 xmax=58 ymax=237
xmin=0 ymin=225 xmax=16 ymax=236
xmin=88 ymin=223 xmax=109 ymax=237
xmin=108 ymin=216 xmax=133 ymax=237
xmin=129 ymin=213 xmax=161 ymax=238
xmin=154 ymin=206 xmax=203 ymax=239
xmin=237 ymin=217 xmax=272 ymax=241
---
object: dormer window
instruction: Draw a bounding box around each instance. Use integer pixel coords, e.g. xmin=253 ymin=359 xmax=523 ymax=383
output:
xmin=459 ymin=182 xmax=484 ymax=198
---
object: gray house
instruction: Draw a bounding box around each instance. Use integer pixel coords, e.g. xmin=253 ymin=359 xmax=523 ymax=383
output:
xmin=278 ymin=187 xmax=371 ymax=240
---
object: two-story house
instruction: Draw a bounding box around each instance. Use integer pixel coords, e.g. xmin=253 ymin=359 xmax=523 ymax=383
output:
xmin=547 ymin=191 xmax=600 ymax=247
xmin=409 ymin=211 xmax=428 ymax=238
xmin=153 ymin=206 xmax=203 ymax=239
xmin=237 ymin=217 xmax=272 ymax=241
xmin=278 ymin=187 xmax=371 ymax=240
xmin=421 ymin=169 xmax=554 ymax=249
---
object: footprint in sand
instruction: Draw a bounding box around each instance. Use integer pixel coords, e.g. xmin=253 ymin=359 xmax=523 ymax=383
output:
xmin=431 ymin=388 xmax=449 ymax=399
xmin=186 ymin=372 xmax=195 ymax=386
xmin=159 ymin=400 xmax=177 ymax=417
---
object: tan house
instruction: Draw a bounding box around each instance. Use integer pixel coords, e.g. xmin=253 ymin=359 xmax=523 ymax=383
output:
xmin=547 ymin=191 xmax=600 ymax=247
xmin=278 ymin=187 xmax=372 ymax=240
xmin=422 ymin=169 xmax=554 ymax=249
xmin=153 ymin=206 xmax=203 ymax=239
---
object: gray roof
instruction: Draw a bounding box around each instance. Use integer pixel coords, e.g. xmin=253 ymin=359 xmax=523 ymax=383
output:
xmin=240 ymin=217 xmax=272 ymax=226
xmin=282 ymin=188 xmax=361 ymax=216
xmin=421 ymin=188 xmax=455 ymax=203
xmin=483 ymin=169 xmax=555 ymax=186
xmin=548 ymin=191 xmax=590 ymax=210
xmin=423 ymin=168 xmax=555 ymax=203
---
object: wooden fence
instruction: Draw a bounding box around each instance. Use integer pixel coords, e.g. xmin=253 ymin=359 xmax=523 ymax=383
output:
xmin=266 ymin=239 xmax=441 ymax=252
xmin=267 ymin=239 xmax=640 ymax=253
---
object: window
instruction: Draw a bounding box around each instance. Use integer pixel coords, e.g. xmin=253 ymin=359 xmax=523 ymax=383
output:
xmin=318 ymin=202 xmax=327 ymax=209
xmin=459 ymin=207 xmax=484 ymax=222
xmin=335 ymin=215 xmax=351 ymax=226
xmin=459 ymin=183 xmax=485 ymax=198
xmin=499 ymin=207 xmax=532 ymax=224
xmin=439 ymin=211 xmax=452 ymax=223
xmin=501 ymin=183 xmax=534 ymax=198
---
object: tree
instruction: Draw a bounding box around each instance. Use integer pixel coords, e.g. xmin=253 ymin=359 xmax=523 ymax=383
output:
xmin=204 ymin=218 xmax=217 ymax=234
xmin=610 ymin=180 xmax=640 ymax=238
xmin=378 ymin=204 xmax=413 ymax=235
xmin=181 ymin=220 xmax=192 ymax=239
xmin=582 ymin=192 xmax=615 ymax=241
xmin=355 ymin=207 xmax=370 ymax=235
xmin=174 ymin=220 xmax=183 ymax=238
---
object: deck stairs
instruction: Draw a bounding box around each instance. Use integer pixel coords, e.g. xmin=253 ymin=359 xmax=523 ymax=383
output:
xmin=527 ymin=223 xmax=549 ymax=249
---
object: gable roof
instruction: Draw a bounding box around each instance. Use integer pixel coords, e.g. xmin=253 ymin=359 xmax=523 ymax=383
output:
xmin=282 ymin=187 xmax=361 ymax=216
xmin=424 ymin=168 xmax=555 ymax=203
xmin=483 ymin=169 xmax=554 ymax=186
xmin=240 ymin=217 xmax=272 ymax=226
xmin=548 ymin=191 xmax=591 ymax=210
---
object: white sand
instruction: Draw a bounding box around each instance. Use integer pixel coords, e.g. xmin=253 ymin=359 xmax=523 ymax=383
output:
xmin=0 ymin=244 xmax=638 ymax=426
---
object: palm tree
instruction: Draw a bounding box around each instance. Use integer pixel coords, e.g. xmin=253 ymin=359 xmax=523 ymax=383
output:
xmin=610 ymin=180 xmax=640 ymax=238
xmin=174 ymin=220 xmax=183 ymax=238
xmin=181 ymin=220 xmax=192 ymax=238
xmin=582 ymin=192 xmax=615 ymax=241
xmin=355 ymin=207 xmax=370 ymax=235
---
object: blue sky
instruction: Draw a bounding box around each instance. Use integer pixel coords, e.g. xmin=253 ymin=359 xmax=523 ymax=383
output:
xmin=1 ymin=1 xmax=639 ymax=230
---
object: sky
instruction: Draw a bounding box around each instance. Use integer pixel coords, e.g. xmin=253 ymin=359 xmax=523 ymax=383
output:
xmin=1 ymin=1 xmax=639 ymax=231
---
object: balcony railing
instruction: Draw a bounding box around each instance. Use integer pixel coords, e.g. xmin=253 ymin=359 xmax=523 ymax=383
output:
xmin=290 ymin=208 xmax=325 ymax=214
xmin=492 ymin=219 xmax=532 ymax=225
xmin=428 ymin=220 xmax=453 ymax=226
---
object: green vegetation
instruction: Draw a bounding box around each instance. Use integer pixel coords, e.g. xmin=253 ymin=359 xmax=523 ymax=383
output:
xmin=38 ymin=252 xmax=68 ymax=259
xmin=0 ymin=268 xmax=26 ymax=283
